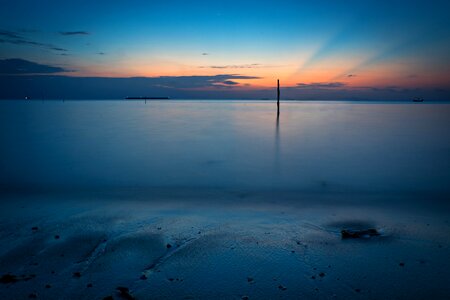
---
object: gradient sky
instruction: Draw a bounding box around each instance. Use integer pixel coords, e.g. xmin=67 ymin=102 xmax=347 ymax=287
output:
xmin=1 ymin=0 xmax=450 ymax=99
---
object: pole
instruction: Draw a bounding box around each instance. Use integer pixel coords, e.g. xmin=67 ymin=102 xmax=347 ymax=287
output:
xmin=277 ymin=79 xmax=280 ymax=116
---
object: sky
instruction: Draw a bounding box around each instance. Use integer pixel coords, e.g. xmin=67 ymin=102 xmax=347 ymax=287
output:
xmin=0 ymin=0 xmax=449 ymax=100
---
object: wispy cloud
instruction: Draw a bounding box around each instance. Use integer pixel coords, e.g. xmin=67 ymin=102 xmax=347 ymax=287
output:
xmin=0 ymin=29 xmax=68 ymax=52
xmin=59 ymin=31 xmax=89 ymax=36
xmin=200 ymin=63 xmax=262 ymax=69
xmin=0 ymin=58 xmax=68 ymax=74
xmin=295 ymin=82 xmax=346 ymax=89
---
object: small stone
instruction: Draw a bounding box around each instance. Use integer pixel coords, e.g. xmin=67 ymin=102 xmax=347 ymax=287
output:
xmin=242 ymin=296 xmax=249 ymax=300
xmin=87 ymin=283 xmax=93 ymax=288
xmin=399 ymin=262 xmax=405 ymax=267
xmin=45 ymin=284 xmax=51 ymax=288
xmin=247 ymin=277 xmax=254 ymax=283
xmin=168 ymin=278 xmax=174 ymax=282
xmin=54 ymin=235 xmax=60 ymax=240
xmin=355 ymin=288 xmax=361 ymax=293
xmin=166 ymin=243 xmax=172 ymax=249
xmin=31 ymin=227 xmax=38 ymax=231
xmin=278 ymin=285 xmax=287 ymax=291
xmin=73 ymin=272 xmax=81 ymax=278
xmin=319 ymin=272 xmax=325 ymax=277
xmin=102 ymin=296 xmax=113 ymax=300
xmin=341 ymin=228 xmax=380 ymax=239
xmin=311 ymin=276 xmax=316 ymax=280
xmin=28 ymin=293 xmax=38 ymax=299
xmin=140 ymin=274 xmax=147 ymax=280
xmin=117 ymin=286 xmax=129 ymax=293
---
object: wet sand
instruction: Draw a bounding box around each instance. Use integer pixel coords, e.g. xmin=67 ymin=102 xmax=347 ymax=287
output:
xmin=1 ymin=190 xmax=449 ymax=299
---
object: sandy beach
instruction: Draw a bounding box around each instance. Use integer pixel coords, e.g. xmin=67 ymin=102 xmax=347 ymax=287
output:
xmin=1 ymin=189 xmax=449 ymax=299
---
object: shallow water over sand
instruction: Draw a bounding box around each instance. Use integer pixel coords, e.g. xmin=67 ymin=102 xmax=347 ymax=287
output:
xmin=1 ymin=100 xmax=449 ymax=194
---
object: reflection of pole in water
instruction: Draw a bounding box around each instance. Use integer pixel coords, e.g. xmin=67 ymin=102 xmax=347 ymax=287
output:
xmin=274 ymin=111 xmax=281 ymax=178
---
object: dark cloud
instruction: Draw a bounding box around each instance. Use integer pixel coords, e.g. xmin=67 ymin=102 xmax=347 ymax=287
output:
xmin=347 ymin=74 xmax=356 ymax=78
xmin=51 ymin=47 xmax=68 ymax=52
xmin=0 ymin=29 xmax=68 ymax=52
xmin=0 ymin=73 xmax=449 ymax=100
xmin=202 ymin=53 xmax=209 ymax=55
xmin=0 ymin=72 xmax=262 ymax=99
xmin=296 ymin=82 xmax=346 ymax=89
xmin=0 ymin=30 xmax=22 ymax=39
xmin=152 ymin=74 xmax=260 ymax=89
xmin=0 ymin=58 xmax=68 ymax=74
xmin=97 ymin=52 xmax=106 ymax=55
xmin=222 ymin=80 xmax=239 ymax=85
xmin=59 ymin=31 xmax=89 ymax=36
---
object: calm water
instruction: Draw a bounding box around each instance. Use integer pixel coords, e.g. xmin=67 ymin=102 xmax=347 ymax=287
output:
xmin=0 ymin=100 xmax=449 ymax=195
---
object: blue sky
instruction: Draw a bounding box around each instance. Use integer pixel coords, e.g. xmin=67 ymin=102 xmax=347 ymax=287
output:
xmin=0 ymin=0 xmax=449 ymax=99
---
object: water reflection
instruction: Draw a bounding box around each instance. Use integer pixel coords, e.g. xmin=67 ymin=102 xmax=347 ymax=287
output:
xmin=0 ymin=100 xmax=449 ymax=194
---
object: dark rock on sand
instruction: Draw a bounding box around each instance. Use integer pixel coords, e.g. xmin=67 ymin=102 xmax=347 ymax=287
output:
xmin=54 ymin=235 xmax=60 ymax=239
xmin=140 ymin=274 xmax=147 ymax=280
xmin=73 ymin=272 xmax=81 ymax=278
xmin=0 ymin=274 xmax=18 ymax=284
xmin=117 ymin=286 xmax=135 ymax=300
xmin=399 ymin=262 xmax=405 ymax=267
xmin=1 ymin=273 xmax=35 ymax=284
xmin=341 ymin=228 xmax=380 ymax=239
xmin=319 ymin=272 xmax=325 ymax=277
xmin=278 ymin=285 xmax=287 ymax=291
xmin=103 ymin=296 xmax=113 ymax=300
xmin=247 ymin=277 xmax=254 ymax=283
xmin=87 ymin=283 xmax=93 ymax=287
xmin=31 ymin=227 xmax=38 ymax=231
xmin=242 ymin=296 xmax=249 ymax=300
xmin=45 ymin=284 xmax=51 ymax=288
xmin=166 ymin=243 xmax=172 ymax=249
xmin=28 ymin=293 xmax=38 ymax=299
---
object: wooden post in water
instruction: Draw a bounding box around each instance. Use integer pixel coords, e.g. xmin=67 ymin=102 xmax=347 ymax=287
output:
xmin=277 ymin=79 xmax=280 ymax=116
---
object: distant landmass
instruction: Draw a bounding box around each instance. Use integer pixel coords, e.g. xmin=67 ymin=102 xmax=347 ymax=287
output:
xmin=125 ymin=96 xmax=169 ymax=100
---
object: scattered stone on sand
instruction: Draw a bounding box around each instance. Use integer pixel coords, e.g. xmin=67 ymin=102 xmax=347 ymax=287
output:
xmin=168 ymin=278 xmax=175 ymax=282
xmin=73 ymin=272 xmax=81 ymax=278
xmin=102 ymin=296 xmax=113 ymax=300
xmin=28 ymin=293 xmax=37 ymax=299
xmin=247 ymin=277 xmax=254 ymax=283
xmin=166 ymin=243 xmax=172 ymax=249
xmin=54 ymin=235 xmax=60 ymax=239
xmin=399 ymin=262 xmax=405 ymax=267
xmin=355 ymin=288 xmax=361 ymax=293
xmin=45 ymin=284 xmax=51 ymax=288
xmin=319 ymin=272 xmax=325 ymax=277
xmin=278 ymin=285 xmax=287 ymax=291
xmin=87 ymin=283 xmax=93 ymax=288
xmin=1 ymin=273 xmax=35 ymax=284
xmin=157 ymin=227 xmax=162 ymax=230
xmin=31 ymin=227 xmax=38 ymax=231
xmin=0 ymin=274 xmax=18 ymax=284
xmin=242 ymin=296 xmax=249 ymax=300
xmin=116 ymin=286 xmax=135 ymax=300
xmin=140 ymin=274 xmax=147 ymax=280
xmin=341 ymin=228 xmax=380 ymax=239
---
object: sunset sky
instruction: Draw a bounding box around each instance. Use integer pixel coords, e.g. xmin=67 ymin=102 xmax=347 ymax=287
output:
xmin=1 ymin=0 xmax=449 ymax=99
